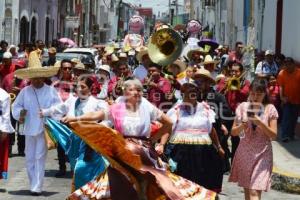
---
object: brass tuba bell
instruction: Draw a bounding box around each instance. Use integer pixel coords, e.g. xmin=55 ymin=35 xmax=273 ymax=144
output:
xmin=148 ymin=28 xmax=183 ymax=66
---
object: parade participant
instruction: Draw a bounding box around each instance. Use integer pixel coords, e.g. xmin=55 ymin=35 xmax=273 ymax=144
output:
xmin=144 ymin=62 xmax=172 ymax=109
xmin=267 ymin=76 xmax=281 ymax=120
xmin=43 ymin=47 xmax=57 ymax=66
xmin=123 ymin=15 xmax=145 ymax=49
xmin=133 ymin=46 xmax=150 ymax=81
xmin=95 ymin=65 xmax=110 ymax=100
xmin=0 ymin=52 xmax=15 ymax=81
xmin=52 ymin=59 xmax=75 ymax=177
xmin=187 ymin=47 xmax=205 ymax=66
xmin=166 ymin=81 xmax=224 ymax=192
xmin=255 ymin=50 xmax=279 ymax=78
xmin=33 ymin=40 xmax=46 ymax=60
xmin=0 ymin=87 xmax=15 ymax=180
xmin=193 ymin=68 xmax=231 ymax=173
xmin=277 ymin=58 xmax=300 ymax=142
xmin=41 ymin=76 xmax=109 ymax=190
xmin=228 ymin=41 xmax=244 ymax=64
xmin=12 ymin=51 xmax=61 ymax=196
xmin=229 ymin=79 xmax=278 ymax=200
xmin=2 ymin=60 xmax=27 ymax=157
xmin=62 ymin=78 xmax=216 ymax=200
xmin=217 ymin=62 xmax=250 ymax=161
xmin=71 ymin=59 xmax=88 ymax=81
xmin=181 ymin=19 xmax=202 ymax=59
xmin=0 ymin=40 xmax=8 ymax=62
xmin=108 ymin=61 xmax=132 ymax=98
xmin=8 ymin=45 xmax=19 ymax=59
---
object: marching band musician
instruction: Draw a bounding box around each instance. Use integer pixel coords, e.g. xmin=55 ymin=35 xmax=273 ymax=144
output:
xmin=108 ymin=61 xmax=132 ymax=98
xmin=217 ymin=62 xmax=251 ymax=162
xmin=144 ymin=62 xmax=171 ymax=110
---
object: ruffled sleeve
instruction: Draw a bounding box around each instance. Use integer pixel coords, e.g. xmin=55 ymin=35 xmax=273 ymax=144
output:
xmin=266 ymin=104 xmax=279 ymax=121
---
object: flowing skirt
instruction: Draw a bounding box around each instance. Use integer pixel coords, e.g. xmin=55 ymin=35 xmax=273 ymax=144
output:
xmin=169 ymin=144 xmax=223 ymax=192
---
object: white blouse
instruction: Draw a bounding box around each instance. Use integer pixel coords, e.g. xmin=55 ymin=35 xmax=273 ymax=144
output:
xmin=167 ymin=102 xmax=216 ymax=145
xmin=0 ymin=88 xmax=15 ymax=133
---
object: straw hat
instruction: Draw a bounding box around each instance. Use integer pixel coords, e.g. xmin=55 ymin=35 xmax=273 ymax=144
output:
xmin=167 ymin=59 xmax=187 ymax=73
xmin=48 ymin=47 xmax=57 ymax=54
xmin=14 ymin=51 xmax=59 ymax=79
xmin=193 ymin=68 xmax=215 ymax=84
xmin=201 ymin=55 xmax=219 ymax=65
xmin=136 ymin=46 xmax=148 ymax=62
xmin=187 ymin=48 xmax=206 ymax=61
xmin=119 ymin=52 xmax=127 ymax=59
xmin=104 ymin=46 xmax=114 ymax=56
xmin=111 ymin=54 xmax=119 ymax=62
xmin=98 ymin=65 xmax=110 ymax=74
xmin=74 ymin=62 xmax=86 ymax=70
xmin=71 ymin=58 xmax=81 ymax=64
xmin=123 ymin=45 xmax=132 ymax=53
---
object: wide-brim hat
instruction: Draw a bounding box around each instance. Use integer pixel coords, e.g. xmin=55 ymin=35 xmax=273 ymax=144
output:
xmin=111 ymin=54 xmax=119 ymax=62
xmin=98 ymin=65 xmax=110 ymax=74
xmin=187 ymin=48 xmax=206 ymax=61
xmin=201 ymin=55 xmax=220 ymax=65
xmin=167 ymin=59 xmax=187 ymax=73
xmin=104 ymin=46 xmax=115 ymax=56
xmin=193 ymin=68 xmax=215 ymax=85
xmin=123 ymin=45 xmax=132 ymax=53
xmin=15 ymin=51 xmax=59 ymax=79
xmin=74 ymin=62 xmax=86 ymax=70
xmin=136 ymin=46 xmax=148 ymax=62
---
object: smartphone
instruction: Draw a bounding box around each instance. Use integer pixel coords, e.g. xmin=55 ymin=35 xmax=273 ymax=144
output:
xmin=247 ymin=111 xmax=255 ymax=117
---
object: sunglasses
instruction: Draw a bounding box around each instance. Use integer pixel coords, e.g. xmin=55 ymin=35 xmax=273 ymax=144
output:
xmin=62 ymin=67 xmax=72 ymax=71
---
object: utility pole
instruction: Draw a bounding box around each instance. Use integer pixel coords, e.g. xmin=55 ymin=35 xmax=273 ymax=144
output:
xmin=190 ymin=0 xmax=195 ymax=19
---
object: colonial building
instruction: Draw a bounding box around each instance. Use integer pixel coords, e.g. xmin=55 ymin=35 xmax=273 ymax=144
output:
xmin=19 ymin=0 xmax=58 ymax=46
xmin=0 ymin=0 xmax=20 ymax=45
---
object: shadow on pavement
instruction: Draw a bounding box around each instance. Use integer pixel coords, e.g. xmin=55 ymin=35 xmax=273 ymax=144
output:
xmin=44 ymin=169 xmax=73 ymax=178
xmin=0 ymin=188 xmax=6 ymax=193
xmin=8 ymin=190 xmax=58 ymax=197
xmin=277 ymin=139 xmax=300 ymax=159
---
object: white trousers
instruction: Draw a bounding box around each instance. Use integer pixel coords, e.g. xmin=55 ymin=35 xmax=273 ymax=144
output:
xmin=25 ymin=133 xmax=47 ymax=193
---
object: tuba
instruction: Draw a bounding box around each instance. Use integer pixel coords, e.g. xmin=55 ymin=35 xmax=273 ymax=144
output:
xmin=148 ymin=28 xmax=183 ymax=66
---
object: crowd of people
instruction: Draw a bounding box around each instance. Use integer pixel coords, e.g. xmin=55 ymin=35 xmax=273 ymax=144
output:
xmin=0 ymin=22 xmax=300 ymax=200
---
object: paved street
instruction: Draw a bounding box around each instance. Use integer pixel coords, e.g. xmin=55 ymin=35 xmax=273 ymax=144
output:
xmin=0 ymin=144 xmax=299 ymax=200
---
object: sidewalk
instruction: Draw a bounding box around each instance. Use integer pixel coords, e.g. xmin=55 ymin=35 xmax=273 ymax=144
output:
xmin=272 ymin=138 xmax=300 ymax=194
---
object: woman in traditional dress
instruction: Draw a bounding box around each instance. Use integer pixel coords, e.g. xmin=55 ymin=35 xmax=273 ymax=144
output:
xmin=0 ymin=88 xmax=15 ymax=180
xmin=229 ymin=79 xmax=278 ymax=200
xmin=41 ymin=76 xmax=109 ymax=190
xmin=62 ymin=78 xmax=217 ymax=200
xmin=166 ymin=82 xmax=224 ymax=193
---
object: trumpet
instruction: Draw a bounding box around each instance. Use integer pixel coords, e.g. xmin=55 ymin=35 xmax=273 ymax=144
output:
xmin=9 ymin=93 xmax=16 ymax=102
xmin=143 ymin=74 xmax=153 ymax=91
xmin=222 ymin=71 xmax=247 ymax=94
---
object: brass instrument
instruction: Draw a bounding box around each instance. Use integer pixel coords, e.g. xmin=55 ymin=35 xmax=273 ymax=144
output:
xmin=9 ymin=75 xmax=19 ymax=104
xmin=222 ymin=71 xmax=247 ymax=93
xmin=148 ymin=28 xmax=183 ymax=66
xmin=115 ymin=74 xmax=125 ymax=94
xmin=143 ymin=73 xmax=153 ymax=91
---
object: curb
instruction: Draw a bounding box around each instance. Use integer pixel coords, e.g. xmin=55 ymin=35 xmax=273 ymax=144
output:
xmin=271 ymin=167 xmax=300 ymax=194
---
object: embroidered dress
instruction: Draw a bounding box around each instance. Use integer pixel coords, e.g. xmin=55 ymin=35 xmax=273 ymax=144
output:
xmin=229 ymin=102 xmax=278 ymax=191
xmin=67 ymin=97 xmax=217 ymax=200
xmin=43 ymin=95 xmax=109 ymax=189
xmin=167 ymin=102 xmax=223 ymax=192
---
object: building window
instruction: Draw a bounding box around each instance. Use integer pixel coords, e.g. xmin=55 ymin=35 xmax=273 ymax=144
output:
xmin=204 ymin=0 xmax=215 ymax=7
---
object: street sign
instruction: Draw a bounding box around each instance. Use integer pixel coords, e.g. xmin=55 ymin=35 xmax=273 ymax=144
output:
xmin=65 ymin=16 xmax=80 ymax=28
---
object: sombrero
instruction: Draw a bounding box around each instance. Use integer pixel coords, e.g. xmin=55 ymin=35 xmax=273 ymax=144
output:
xmin=193 ymin=68 xmax=215 ymax=85
xmin=201 ymin=55 xmax=220 ymax=65
xmin=187 ymin=47 xmax=206 ymax=61
xmin=104 ymin=45 xmax=115 ymax=56
xmin=167 ymin=59 xmax=187 ymax=73
xmin=14 ymin=51 xmax=59 ymax=79
xmin=136 ymin=46 xmax=148 ymax=62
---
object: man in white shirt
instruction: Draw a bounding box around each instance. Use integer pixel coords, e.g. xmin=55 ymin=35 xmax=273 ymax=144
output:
xmin=255 ymin=50 xmax=279 ymax=78
xmin=133 ymin=47 xmax=151 ymax=81
xmin=12 ymin=77 xmax=61 ymax=195
xmin=0 ymin=88 xmax=15 ymax=180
